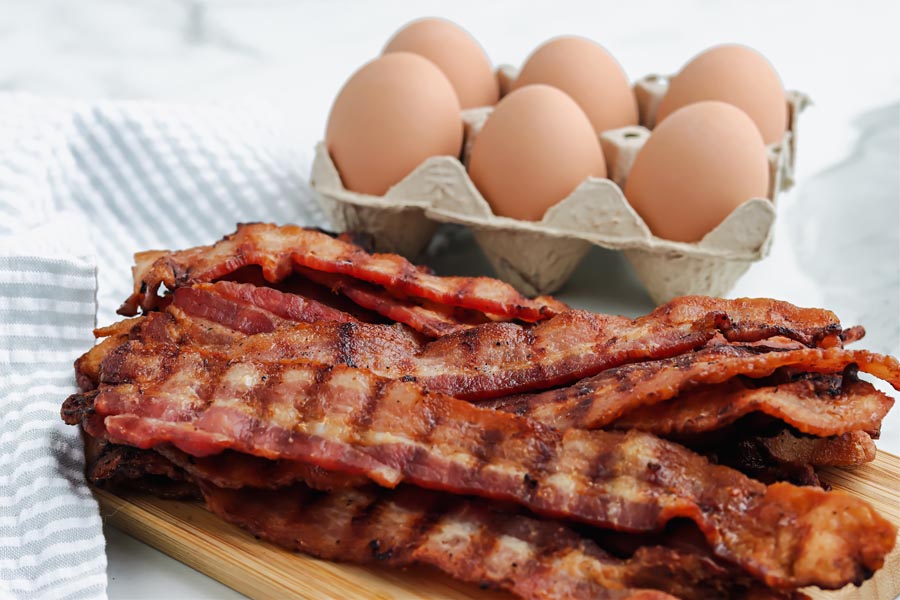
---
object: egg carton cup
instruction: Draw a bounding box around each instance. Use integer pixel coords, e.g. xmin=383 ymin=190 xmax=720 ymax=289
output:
xmin=310 ymin=73 xmax=808 ymax=303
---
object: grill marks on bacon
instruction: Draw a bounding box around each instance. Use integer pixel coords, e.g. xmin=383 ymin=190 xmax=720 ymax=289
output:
xmin=119 ymin=223 xmax=559 ymax=322
xmin=158 ymin=313 xmax=717 ymax=401
xmin=485 ymin=344 xmax=900 ymax=432
xmin=117 ymin=224 xmax=845 ymax=345
xmin=80 ymin=436 xmax=786 ymax=599
xmin=199 ymin=481 xmax=798 ymax=600
xmin=79 ymin=284 xmax=896 ymax=473
xmin=71 ymin=349 xmax=896 ymax=589
xmin=202 ymin=481 xmax=676 ymax=600
xmin=106 ymin=296 xmax=726 ymax=401
xmin=112 ymin=287 xmax=900 ymax=404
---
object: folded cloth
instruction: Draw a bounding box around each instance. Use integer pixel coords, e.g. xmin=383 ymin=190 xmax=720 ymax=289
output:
xmin=0 ymin=93 xmax=327 ymax=599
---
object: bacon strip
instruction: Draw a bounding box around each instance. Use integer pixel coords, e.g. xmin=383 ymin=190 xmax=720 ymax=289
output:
xmin=86 ymin=441 xmax=199 ymax=499
xmin=77 ymin=428 xmax=820 ymax=596
xmin=204 ymin=279 xmax=355 ymax=326
xmin=296 ymin=268 xmax=475 ymax=338
xmin=754 ymin=430 xmax=876 ymax=468
xmin=649 ymin=296 xmax=842 ymax=348
xmin=612 ymin=376 xmax=893 ymax=438
xmin=154 ymin=446 xmax=366 ymax=492
xmin=65 ymin=349 xmax=896 ymax=589
xmin=80 ymin=432 xmax=807 ymax=597
xmin=172 ymin=281 xmax=356 ymax=336
xmin=125 ymin=301 xmax=900 ymax=406
xmin=106 ymin=287 xmax=856 ymax=403
xmin=118 ymin=224 xmax=845 ymax=346
xmin=485 ymin=344 xmax=900 ymax=429
xmin=79 ymin=438 xmax=801 ymax=598
xmin=119 ymin=223 xmax=558 ymax=322
xmin=76 ymin=281 xmax=359 ymax=390
xmin=201 ymin=481 xmax=804 ymax=600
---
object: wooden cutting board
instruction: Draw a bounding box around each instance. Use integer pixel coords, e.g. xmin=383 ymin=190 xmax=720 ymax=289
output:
xmin=95 ymin=451 xmax=900 ymax=600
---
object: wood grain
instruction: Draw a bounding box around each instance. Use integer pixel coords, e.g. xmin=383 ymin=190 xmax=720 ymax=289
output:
xmin=96 ymin=451 xmax=900 ymax=600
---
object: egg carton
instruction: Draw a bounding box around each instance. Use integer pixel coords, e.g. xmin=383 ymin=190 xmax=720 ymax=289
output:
xmin=310 ymin=72 xmax=808 ymax=303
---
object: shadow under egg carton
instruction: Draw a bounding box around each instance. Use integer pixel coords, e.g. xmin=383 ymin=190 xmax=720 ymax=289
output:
xmin=310 ymin=73 xmax=808 ymax=303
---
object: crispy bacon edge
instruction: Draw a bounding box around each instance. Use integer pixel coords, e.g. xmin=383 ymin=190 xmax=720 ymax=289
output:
xmin=119 ymin=223 xmax=559 ymax=322
xmin=485 ymin=344 xmax=898 ymax=434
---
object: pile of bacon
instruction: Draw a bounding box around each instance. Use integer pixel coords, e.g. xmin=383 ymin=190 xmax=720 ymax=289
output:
xmin=62 ymin=223 xmax=899 ymax=600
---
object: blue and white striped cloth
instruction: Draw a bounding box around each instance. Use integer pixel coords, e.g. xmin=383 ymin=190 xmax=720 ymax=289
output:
xmin=0 ymin=94 xmax=327 ymax=599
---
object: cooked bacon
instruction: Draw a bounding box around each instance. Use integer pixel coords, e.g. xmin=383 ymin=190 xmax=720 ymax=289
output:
xmin=75 ymin=317 xmax=150 ymax=391
xmin=119 ymin=223 xmax=559 ymax=322
xmin=649 ymin=296 xmax=843 ymax=347
xmin=65 ymin=348 xmax=896 ymax=590
xmin=200 ymin=481 xmax=800 ymax=600
xmin=173 ymin=282 xmax=336 ymax=334
xmin=700 ymin=429 xmax=877 ymax=488
xmin=86 ymin=440 xmax=199 ymax=499
xmin=840 ymin=325 xmax=866 ymax=345
xmin=75 ymin=335 xmax=130 ymax=391
xmin=118 ymin=224 xmax=845 ymax=345
xmin=76 ymin=281 xmax=358 ymax=390
xmin=486 ymin=344 xmax=900 ymax=429
xmin=201 ymin=279 xmax=355 ymax=326
xmin=101 ymin=290 xmax=859 ymax=402
xmin=173 ymin=281 xmax=357 ymax=336
xmin=80 ymin=280 xmax=367 ymax=389
xmin=79 ymin=433 xmax=810 ymax=596
xmin=296 ymin=267 xmax=475 ymax=338
xmin=612 ymin=376 xmax=893 ymax=438
xmin=155 ymin=446 xmax=366 ymax=492
xmin=87 ymin=309 xmax=715 ymax=402
xmin=759 ymin=429 xmax=876 ymax=467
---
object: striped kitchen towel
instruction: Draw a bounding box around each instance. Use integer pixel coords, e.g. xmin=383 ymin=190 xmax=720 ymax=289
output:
xmin=0 ymin=93 xmax=328 ymax=599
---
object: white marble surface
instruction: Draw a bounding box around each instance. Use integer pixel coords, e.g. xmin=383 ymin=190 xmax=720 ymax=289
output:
xmin=4 ymin=1 xmax=898 ymax=597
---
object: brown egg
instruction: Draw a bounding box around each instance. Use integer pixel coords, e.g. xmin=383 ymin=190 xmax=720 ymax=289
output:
xmin=383 ymin=18 xmax=499 ymax=109
xmin=624 ymin=101 xmax=769 ymax=243
xmin=657 ymin=44 xmax=788 ymax=144
xmin=511 ymin=36 xmax=638 ymax=134
xmin=326 ymin=52 xmax=463 ymax=196
xmin=468 ymin=84 xmax=607 ymax=221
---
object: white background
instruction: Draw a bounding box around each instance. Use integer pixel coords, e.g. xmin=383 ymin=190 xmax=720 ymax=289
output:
xmin=3 ymin=1 xmax=898 ymax=597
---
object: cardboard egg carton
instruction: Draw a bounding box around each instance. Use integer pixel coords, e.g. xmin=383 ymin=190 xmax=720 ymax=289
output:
xmin=310 ymin=71 xmax=808 ymax=303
